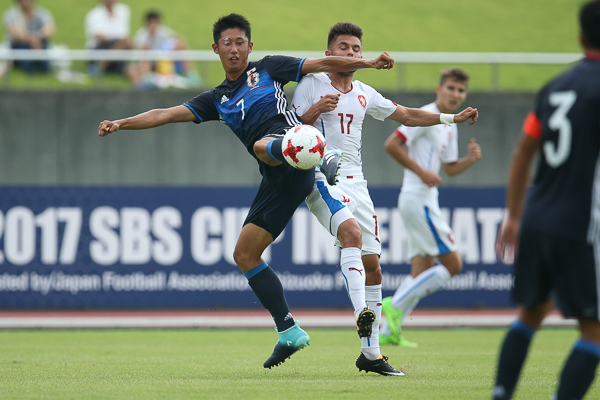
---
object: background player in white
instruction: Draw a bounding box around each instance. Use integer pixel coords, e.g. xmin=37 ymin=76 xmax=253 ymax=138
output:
xmin=380 ymin=68 xmax=481 ymax=346
xmin=291 ymin=23 xmax=478 ymax=375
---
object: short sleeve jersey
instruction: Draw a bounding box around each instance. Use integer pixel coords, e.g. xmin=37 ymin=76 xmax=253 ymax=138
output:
xmin=521 ymin=55 xmax=600 ymax=241
xmin=291 ymin=73 xmax=396 ymax=177
xmin=184 ymin=56 xmax=305 ymax=156
xmin=84 ymin=3 xmax=131 ymax=48
xmin=394 ymin=102 xmax=459 ymax=194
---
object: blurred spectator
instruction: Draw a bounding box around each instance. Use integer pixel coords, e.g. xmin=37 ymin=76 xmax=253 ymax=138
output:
xmin=3 ymin=0 xmax=55 ymax=73
xmin=84 ymin=0 xmax=132 ymax=75
xmin=127 ymin=10 xmax=201 ymax=89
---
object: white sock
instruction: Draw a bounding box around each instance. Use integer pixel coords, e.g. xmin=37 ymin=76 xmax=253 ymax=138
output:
xmin=340 ymin=247 xmax=366 ymax=318
xmin=391 ymin=265 xmax=451 ymax=315
xmin=362 ymin=284 xmax=382 ymax=360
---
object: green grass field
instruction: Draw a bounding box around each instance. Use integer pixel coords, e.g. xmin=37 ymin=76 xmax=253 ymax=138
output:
xmin=1 ymin=0 xmax=589 ymax=91
xmin=1 ymin=328 xmax=598 ymax=399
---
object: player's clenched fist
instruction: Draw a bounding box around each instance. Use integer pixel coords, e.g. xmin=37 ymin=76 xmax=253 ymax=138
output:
xmin=454 ymin=107 xmax=478 ymax=126
xmin=98 ymin=120 xmax=120 ymax=136
xmin=371 ymin=52 xmax=394 ymax=70
xmin=316 ymin=94 xmax=340 ymax=113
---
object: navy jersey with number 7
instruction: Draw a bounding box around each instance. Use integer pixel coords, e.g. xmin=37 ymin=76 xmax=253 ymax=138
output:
xmin=184 ymin=55 xmax=305 ymax=157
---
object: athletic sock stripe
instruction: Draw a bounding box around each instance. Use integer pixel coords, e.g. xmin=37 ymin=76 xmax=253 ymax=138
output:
xmin=510 ymin=319 xmax=535 ymax=339
xmin=244 ymin=262 xmax=269 ymax=280
xmin=574 ymin=339 xmax=600 ymax=358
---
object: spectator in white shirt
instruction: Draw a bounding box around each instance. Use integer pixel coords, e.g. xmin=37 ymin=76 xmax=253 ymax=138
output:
xmin=84 ymin=0 xmax=132 ymax=75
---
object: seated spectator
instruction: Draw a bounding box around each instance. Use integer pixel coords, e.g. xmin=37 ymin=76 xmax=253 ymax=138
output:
xmin=3 ymin=0 xmax=55 ymax=73
xmin=127 ymin=10 xmax=201 ymax=89
xmin=84 ymin=0 xmax=132 ymax=75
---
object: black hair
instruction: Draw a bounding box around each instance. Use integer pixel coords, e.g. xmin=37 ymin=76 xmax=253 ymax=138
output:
xmin=145 ymin=10 xmax=160 ymax=22
xmin=212 ymin=13 xmax=251 ymax=44
xmin=327 ymin=22 xmax=363 ymax=49
xmin=580 ymin=0 xmax=600 ymax=49
xmin=439 ymin=68 xmax=470 ymax=87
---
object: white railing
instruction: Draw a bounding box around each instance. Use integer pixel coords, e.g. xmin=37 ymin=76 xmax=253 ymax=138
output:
xmin=0 ymin=49 xmax=582 ymax=90
xmin=0 ymin=48 xmax=581 ymax=63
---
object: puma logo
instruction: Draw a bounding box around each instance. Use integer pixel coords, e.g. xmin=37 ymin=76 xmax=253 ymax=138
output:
xmin=349 ymin=267 xmax=363 ymax=276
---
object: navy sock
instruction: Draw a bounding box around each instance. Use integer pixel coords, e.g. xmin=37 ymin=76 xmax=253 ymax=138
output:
xmin=556 ymin=339 xmax=600 ymax=400
xmin=266 ymin=138 xmax=285 ymax=162
xmin=493 ymin=320 xmax=535 ymax=400
xmin=245 ymin=262 xmax=294 ymax=332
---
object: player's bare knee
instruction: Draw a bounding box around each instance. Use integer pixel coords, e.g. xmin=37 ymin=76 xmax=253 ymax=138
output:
xmin=232 ymin=249 xmax=256 ymax=271
xmin=441 ymin=251 xmax=463 ymax=276
xmin=253 ymin=143 xmax=267 ymax=162
xmin=338 ymin=220 xmax=362 ymax=248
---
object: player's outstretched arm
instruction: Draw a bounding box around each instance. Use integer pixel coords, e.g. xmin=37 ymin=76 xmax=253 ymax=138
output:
xmin=384 ymin=132 xmax=444 ymax=187
xmin=301 ymin=52 xmax=394 ymax=75
xmin=98 ymin=105 xmax=195 ymax=136
xmin=388 ymin=105 xmax=478 ymax=127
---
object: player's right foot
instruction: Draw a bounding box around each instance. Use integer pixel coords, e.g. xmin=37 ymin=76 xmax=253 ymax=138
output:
xmin=382 ymin=296 xmax=403 ymax=337
xmin=355 ymin=353 xmax=405 ymax=376
xmin=356 ymin=307 xmax=376 ymax=338
xmin=263 ymin=321 xmax=310 ymax=369
xmin=318 ymin=149 xmax=343 ymax=186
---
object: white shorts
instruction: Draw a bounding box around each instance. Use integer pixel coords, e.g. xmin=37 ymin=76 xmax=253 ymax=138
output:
xmin=305 ymin=176 xmax=381 ymax=255
xmin=399 ymin=189 xmax=457 ymax=259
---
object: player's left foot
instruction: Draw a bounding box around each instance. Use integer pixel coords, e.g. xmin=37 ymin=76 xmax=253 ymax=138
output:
xmin=355 ymin=353 xmax=405 ymax=376
xmin=356 ymin=307 xmax=376 ymax=338
xmin=318 ymin=149 xmax=343 ymax=186
xmin=263 ymin=321 xmax=310 ymax=369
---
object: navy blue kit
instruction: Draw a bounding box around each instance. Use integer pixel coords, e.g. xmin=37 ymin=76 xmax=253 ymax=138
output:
xmin=184 ymin=56 xmax=313 ymax=238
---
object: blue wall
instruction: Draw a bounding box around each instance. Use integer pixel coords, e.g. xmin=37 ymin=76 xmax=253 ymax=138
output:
xmin=0 ymin=186 xmax=512 ymax=309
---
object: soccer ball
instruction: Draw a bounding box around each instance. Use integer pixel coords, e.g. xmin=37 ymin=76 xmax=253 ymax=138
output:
xmin=282 ymin=125 xmax=326 ymax=170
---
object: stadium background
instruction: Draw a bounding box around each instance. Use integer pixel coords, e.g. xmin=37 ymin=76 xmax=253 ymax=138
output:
xmin=0 ymin=0 xmax=587 ymax=311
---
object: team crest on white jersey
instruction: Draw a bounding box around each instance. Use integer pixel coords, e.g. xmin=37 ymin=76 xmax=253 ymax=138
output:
xmin=358 ymin=95 xmax=367 ymax=108
xmin=247 ymin=68 xmax=259 ymax=87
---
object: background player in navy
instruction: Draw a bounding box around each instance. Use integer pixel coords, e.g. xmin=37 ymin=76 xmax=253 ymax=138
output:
xmin=493 ymin=1 xmax=600 ymax=398
xmin=98 ymin=13 xmax=395 ymax=369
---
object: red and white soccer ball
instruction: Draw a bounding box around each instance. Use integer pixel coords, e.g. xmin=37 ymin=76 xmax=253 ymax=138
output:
xmin=282 ymin=125 xmax=326 ymax=170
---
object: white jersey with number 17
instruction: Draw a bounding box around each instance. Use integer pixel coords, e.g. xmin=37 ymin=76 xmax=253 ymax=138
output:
xmin=291 ymin=73 xmax=397 ymax=177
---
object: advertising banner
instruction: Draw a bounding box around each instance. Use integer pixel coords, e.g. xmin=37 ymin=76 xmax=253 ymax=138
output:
xmin=0 ymin=186 xmax=511 ymax=309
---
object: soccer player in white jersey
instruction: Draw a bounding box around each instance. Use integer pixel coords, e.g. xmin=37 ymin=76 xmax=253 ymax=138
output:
xmin=380 ymin=68 xmax=482 ymax=346
xmin=291 ymin=23 xmax=478 ymax=375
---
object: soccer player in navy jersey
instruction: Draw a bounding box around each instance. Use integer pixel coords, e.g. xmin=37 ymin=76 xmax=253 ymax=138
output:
xmin=493 ymin=1 xmax=600 ymax=398
xmin=98 ymin=13 xmax=395 ymax=369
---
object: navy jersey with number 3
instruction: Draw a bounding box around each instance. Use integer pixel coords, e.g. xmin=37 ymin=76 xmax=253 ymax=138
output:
xmin=521 ymin=55 xmax=600 ymax=241
xmin=184 ymin=56 xmax=305 ymax=156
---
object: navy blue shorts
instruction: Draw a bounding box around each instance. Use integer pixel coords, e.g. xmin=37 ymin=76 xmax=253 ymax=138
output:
xmin=244 ymin=161 xmax=314 ymax=240
xmin=512 ymin=229 xmax=599 ymax=320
